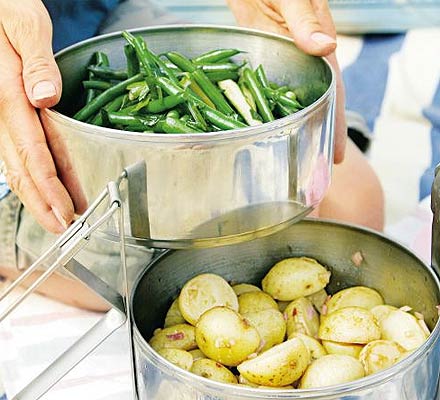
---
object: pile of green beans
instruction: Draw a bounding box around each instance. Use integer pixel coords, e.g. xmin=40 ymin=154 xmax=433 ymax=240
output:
xmin=73 ymin=31 xmax=312 ymax=133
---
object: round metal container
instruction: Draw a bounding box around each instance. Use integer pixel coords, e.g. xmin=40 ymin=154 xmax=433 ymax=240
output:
xmin=131 ymin=219 xmax=440 ymax=400
xmin=41 ymin=25 xmax=335 ymax=249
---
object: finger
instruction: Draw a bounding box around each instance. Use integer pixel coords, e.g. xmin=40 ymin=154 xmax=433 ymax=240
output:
xmin=279 ymin=0 xmax=336 ymax=56
xmin=40 ymin=111 xmax=89 ymax=214
xmin=0 ymin=129 xmax=65 ymax=234
xmin=2 ymin=3 xmax=61 ymax=109
xmin=0 ymin=34 xmax=75 ymax=229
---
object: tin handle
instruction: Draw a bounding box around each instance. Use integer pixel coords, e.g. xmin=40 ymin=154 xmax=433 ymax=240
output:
xmin=0 ymin=179 xmax=135 ymax=400
xmin=431 ymin=164 xmax=440 ymax=276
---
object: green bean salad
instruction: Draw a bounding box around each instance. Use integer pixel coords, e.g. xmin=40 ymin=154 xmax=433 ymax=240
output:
xmin=73 ymin=31 xmax=322 ymax=133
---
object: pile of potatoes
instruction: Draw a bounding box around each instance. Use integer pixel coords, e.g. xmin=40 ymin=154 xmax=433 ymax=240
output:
xmin=148 ymin=257 xmax=431 ymax=389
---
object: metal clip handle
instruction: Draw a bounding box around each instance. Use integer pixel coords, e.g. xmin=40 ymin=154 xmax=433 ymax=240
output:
xmin=0 ymin=178 xmax=135 ymax=399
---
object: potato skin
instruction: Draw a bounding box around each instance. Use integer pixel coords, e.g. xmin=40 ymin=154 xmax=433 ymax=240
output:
xmin=238 ymin=291 xmax=278 ymax=314
xmin=149 ymin=324 xmax=197 ymax=351
xmin=243 ymin=308 xmax=286 ymax=352
xmin=262 ymin=257 xmax=330 ymax=301
xmin=284 ymin=297 xmax=320 ymax=338
xmin=195 ymin=306 xmax=261 ymax=366
xmin=318 ymin=306 xmax=381 ymax=344
xmin=322 ymin=340 xmax=364 ymax=358
xmin=191 ymin=358 xmax=238 ymax=384
xmin=179 ymin=273 xmax=239 ymax=326
xmin=299 ymin=354 xmax=365 ymax=389
xmin=237 ymin=337 xmax=310 ymax=387
xmin=157 ymin=348 xmax=194 ymax=371
xmin=288 ymin=332 xmax=327 ymax=360
xmin=359 ymin=340 xmax=404 ymax=375
xmin=232 ymin=283 xmax=261 ymax=296
xmin=326 ymin=286 xmax=384 ymax=314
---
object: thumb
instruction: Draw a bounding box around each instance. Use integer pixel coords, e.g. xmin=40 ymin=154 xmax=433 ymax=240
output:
xmin=280 ymin=0 xmax=336 ymax=57
xmin=4 ymin=4 xmax=62 ymax=109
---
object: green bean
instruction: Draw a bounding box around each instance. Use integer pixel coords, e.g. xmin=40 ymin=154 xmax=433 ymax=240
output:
xmin=82 ymin=80 xmax=112 ymax=91
xmin=86 ymin=51 xmax=110 ymax=103
xmin=165 ymin=52 xmax=196 ymax=73
xmin=74 ymin=73 xmax=144 ymax=121
xmin=242 ymin=68 xmax=274 ymax=123
xmin=87 ymin=66 xmax=128 ymax=80
xmin=146 ymin=95 xmax=185 ymax=113
xmin=162 ymin=115 xmax=201 ymax=134
xmin=122 ymin=31 xmax=156 ymax=77
xmin=192 ymin=49 xmax=242 ymax=64
xmin=205 ymin=71 xmax=239 ymax=83
xmin=188 ymin=100 xmax=208 ymax=131
xmin=106 ymin=111 xmax=160 ymax=128
xmin=191 ymin=69 xmax=235 ymax=115
xmin=124 ymin=44 xmax=140 ymax=77
xmin=201 ymin=108 xmax=247 ymax=131
xmin=275 ymin=103 xmax=297 ymax=117
xmin=91 ymin=94 xmax=126 ymax=126
xmin=200 ymin=63 xmax=241 ymax=73
xmin=179 ymin=74 xmax=216 ymax=108
xmin=264 ymin=88 xmax=303 ymax=110
xmin=255 ymin=64 xmax=270 ymax=89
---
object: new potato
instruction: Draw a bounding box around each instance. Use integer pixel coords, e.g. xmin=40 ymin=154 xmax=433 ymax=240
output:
xmin=285 ymin=297 xmax=320 ymax=337
xmin=326 ymin=286 xmax=384 ymax=314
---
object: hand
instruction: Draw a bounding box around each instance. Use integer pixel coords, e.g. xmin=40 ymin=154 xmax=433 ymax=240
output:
xmin=227 ymin=0 xmax=347 ymax=163
xmin=0 ymin=0 xmax=87 ymax=233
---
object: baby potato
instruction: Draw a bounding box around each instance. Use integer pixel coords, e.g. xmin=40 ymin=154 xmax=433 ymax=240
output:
xmin=238 ymin=291 xmax=278 ymax=314
xmin=191 ymin=358 xmax=237 ymax=384
xmin=232 ymin=283 xmax=261 ymax=296
xmin=371 ymin=305 xmax=398 ymax=324
xmin=326 ymin=286 xmax=384 ymax=314
xmin=179 ymin=273 xmax=239 ymax=326
xmin=359 ymin=340 xmax=404 ymax=375
xmin=262 ymin=257 xmax=331 ymax=301
xmin=189 ymin=349 xmax=206 ymax=362
xmin=318 ymin=307 xmax=381 ymax=344
xmin=157 ymin=348 xmax=194 ymax=371
xmin=195 ymin=306 xmax=261 ymax=366
xmin=321 ymin=340 xmax=364 ymax=358
xmin=288 ymin=332 xmax=327 ymax=360
xmin=380 ymin=309 xmax=429 ymax=351
xmin=243 ymin=308 xmax=286 ymax=352
xmin=237 ymin=337 xmax=310 ymax=387
xmin=149 ymin=324 xmax=197 ymax=351
xmin=285 ymin=297 xmax=320 ymax=338
xmin=299 ymin=354 xmax=365 ymax=389
xmin=306 ymin=289 xmax=329 ymax=314
xmin=164 ymin=298 xmax=186 ymax=328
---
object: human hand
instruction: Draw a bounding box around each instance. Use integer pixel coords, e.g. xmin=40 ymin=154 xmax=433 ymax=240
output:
xmin=0 ymin=0 xmax=87 ymax=233
xmin=226 ymin=0 xmax=347 ymax=163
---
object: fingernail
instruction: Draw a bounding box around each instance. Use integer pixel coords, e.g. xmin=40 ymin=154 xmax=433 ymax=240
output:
xmin=52 ymin=206 xmax=69 ymax=230
xmin=311 ymin=32 xmax=336 ymax=46
xmin=32 ymin=80 xmax=57 ymax=101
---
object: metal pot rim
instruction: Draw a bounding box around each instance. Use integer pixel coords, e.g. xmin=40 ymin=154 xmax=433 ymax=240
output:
xmin=44 ymin=24 xmax=336 ymax=144
xmin=130 ymin=218 xmax=440 ymax=398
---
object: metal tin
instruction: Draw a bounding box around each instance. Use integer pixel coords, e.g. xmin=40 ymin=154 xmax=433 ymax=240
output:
xmin=131 ymin=219 xmax=440 ymax=400
xmin=40 ymin=25 xmax=335 ymax=249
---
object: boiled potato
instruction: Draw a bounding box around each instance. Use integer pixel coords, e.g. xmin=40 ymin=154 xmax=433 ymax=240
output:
xmin=232 ymin=283 xmax=261 ymax=296
xmin=288 ymin=332 xmax=327 ymax=360
xmin=195 ymin=306 xmax=261 ymax=366
xmin=262 ymin=257 xmax=331 ymax=301
xmin=394 ymin=350 xmax=414 ymax=363
xmin=157 ymin=348 xmax=193 ymax=371
xmin=321 ymin=340 xmax=364 ymax=358
xmin=238 ymin=291 xmax=278 ymax=314
xmin=237 ymin=337 xmax=310 ymax=387
xmin=299 ymin=354 xmax=365 ymax=388
xmin=188 ymin=349 xmax=206 ymax=362
xmin=318 ymin=307 xmax=381 ymax=344
xmin=371 ymin=305 xmax=398 ymax=324
xmin=326 ymin=286 xmax=383 ymax=314
xmin=359 ymin=340 xmax=404 ymax=375
xmin=380 ymin=309 xmax=429 ymax=351
xmin=149 ymin=324 xmax=197 ymax=351
xmin=179 ymin=273 xmax=239 ymax=326
xmin=191 ymin=358 xmax=237 ymax=384
xmin=243 ymin=308 xmax=286 ymax=352
xmin=306 ymin=289 xmax=329 ymax=313
xmin=285 ymin=297 xmax=320 ymax=337
xmin=164 ymin=298 xmax=186 ymax=328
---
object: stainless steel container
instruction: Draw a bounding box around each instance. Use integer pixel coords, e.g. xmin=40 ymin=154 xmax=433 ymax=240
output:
xmin=40 ymin=25 xmax=335 ymax=248
xmin=131 ymin=219 xmax=440 ymax=400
